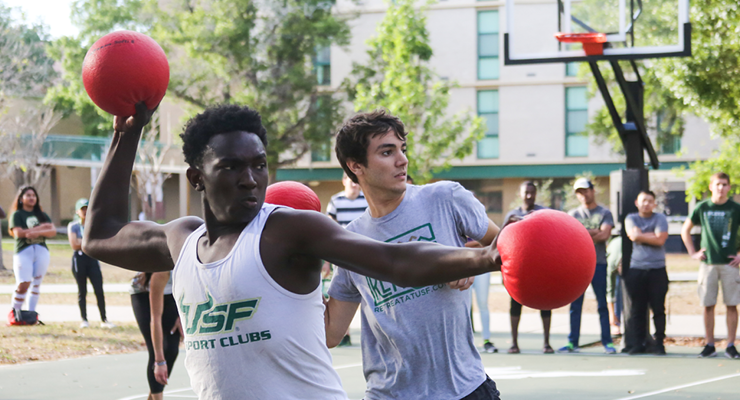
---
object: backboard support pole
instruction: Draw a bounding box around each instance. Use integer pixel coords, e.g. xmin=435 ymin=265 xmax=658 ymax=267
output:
xmin=590 ymin=59 xmax=655 ymax=350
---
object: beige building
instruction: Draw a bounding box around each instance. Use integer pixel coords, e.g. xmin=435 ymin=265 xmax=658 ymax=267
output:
xmin=1 ymin=0 xmax=720 ymax=240
xmin=283 ymin=0 xmax=720 ymax=229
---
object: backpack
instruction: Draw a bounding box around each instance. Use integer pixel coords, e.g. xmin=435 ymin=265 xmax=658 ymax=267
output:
xmin=7 ymin=309 xmax=43 ymax=326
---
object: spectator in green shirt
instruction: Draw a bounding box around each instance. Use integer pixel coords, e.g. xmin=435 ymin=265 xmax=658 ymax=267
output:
xmin=7 ymin=186 xmax=56 ymax=322
xmin=681 ymin=172 xmax=740 ymax=359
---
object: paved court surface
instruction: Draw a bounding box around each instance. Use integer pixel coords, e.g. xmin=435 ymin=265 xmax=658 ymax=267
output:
xmin=2 ymin=331 xmax=739 ymax=400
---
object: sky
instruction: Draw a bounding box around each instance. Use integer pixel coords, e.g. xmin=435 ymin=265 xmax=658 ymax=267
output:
xmin=3 ymin=0 xmax=79 ymax=38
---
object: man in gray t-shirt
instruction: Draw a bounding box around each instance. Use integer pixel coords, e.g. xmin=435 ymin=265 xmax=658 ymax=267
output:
xmin=559 ymin=178 xmax=616 ymax=354
xmin=624 ymin=190 xmax=669 ymax=355
xmin=327 ymin=111 xmax=502 ymax=400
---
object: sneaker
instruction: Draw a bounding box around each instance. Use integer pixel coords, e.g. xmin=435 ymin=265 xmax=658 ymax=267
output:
xmin=100 ymin=321 xmax=116 ymax=329
xmin=483 ymin=341 xmax=498 ymax=353
xmin=558 ymin=343 xmax=579 ymax=353
xmin=337 ymin=334 xmax=352 ymax=347
xmin=699 ymin=345 xmax=717 ymax=358
xmin=654 ymin=344 xmax=666 ymax=356
xmin=80 ymin=320 xmax=89 ymax=328
xmin=725 ymin=345 xmax=740 ymax=359
xmin=604 ymin=343 xmax=617 ymax=354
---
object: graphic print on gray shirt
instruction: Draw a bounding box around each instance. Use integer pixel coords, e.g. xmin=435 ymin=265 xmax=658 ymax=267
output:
xmin=328 ymin=181 xmax=489 ymax=400
xmin=625 ymin=212 xmax=668 ymax=269
xmin=568 ymin=205 xmax=615 ymax=264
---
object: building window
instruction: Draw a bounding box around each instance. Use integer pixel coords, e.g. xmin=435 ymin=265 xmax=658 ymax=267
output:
xmin=565 ymin=86 xmax=589 ymax=157
xmin=566 ymin=62 xmax=581 ymax=77
xmin=478 ymin=190 xmax=503 ymax=213
xmin=657 ymin=111 xmax=682 ymax=155
xmin=311 ymin=142 xmax=331 ymax=162
xmin=314 ymin=46 xmax=331 ymax=86
xmin=477 ymin=90 xmax=499 ymax=159
xmin=659 ymin=135 xmax=681 ymax=155
xmin=477 ymin=10 xmax=499 ymax=80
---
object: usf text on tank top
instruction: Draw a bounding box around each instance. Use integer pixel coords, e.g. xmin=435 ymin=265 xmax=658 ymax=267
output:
xmin=172 ymin=204 xmax=346 ymax=400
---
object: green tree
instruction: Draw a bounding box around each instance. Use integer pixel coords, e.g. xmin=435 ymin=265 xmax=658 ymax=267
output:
xmin=345 ymin=0 xmax=484 ymax=184
xmin=577 ymin=0 xmax=740 ymax=199
xmin=0 ymin=3 xmax=60 ymax=191
xmin=576 ymin=0 xmax=685 ymax=154
xmin=654 ymin=1 xmax=740 ymax=199
xmin=48 ymin=0 xmax=350 ymax=176
xmin=0 ymin=3 xmax=56 ymax=103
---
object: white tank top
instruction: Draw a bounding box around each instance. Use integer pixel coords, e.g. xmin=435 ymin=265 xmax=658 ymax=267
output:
xmin=172 ymin=204 xmax=346 ymax=400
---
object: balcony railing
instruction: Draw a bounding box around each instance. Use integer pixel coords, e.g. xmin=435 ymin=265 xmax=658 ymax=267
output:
xmin=42 ymin=134 xmax=110 ymax=162
xmin=28 ymin=134 xmax=172 ymax=165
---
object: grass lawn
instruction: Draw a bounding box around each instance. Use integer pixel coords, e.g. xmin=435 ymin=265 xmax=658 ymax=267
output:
xmin=0 ymin=321 xmax=146 ymax=364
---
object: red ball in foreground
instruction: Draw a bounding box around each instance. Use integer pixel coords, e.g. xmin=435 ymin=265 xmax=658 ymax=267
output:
xmin=497 ymin=209 xmax=596 ymax=310
xmin=265 ymin=181 xmax=321 ymax=212
xmin=82 ymin=30 xmax=169 ymax=116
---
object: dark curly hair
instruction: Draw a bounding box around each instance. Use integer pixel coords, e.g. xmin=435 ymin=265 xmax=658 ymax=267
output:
xmin=180 ymin=104 xmax=268 ymax=168
xmin=335 ymin=110 xmax=406 ymax=183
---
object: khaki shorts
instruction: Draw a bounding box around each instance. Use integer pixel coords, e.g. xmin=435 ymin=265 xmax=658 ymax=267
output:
xmin=698 ymin=263 xmax=740 ymax=307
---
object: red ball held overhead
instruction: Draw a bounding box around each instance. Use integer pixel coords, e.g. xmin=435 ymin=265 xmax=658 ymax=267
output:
xmin=82 ymin=30 xmax=169 ymax=117
xmin=497 ymin=209 xmax=596 ymax=310
xmin=265 ymin=181 xmax=322 ymax=212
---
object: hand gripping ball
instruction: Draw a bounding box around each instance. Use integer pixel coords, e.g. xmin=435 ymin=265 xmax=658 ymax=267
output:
xmin=497 ymin=209 xmax=596 ymax=310
xmin=82 ymin=30 xmax=169 ymax=116
xmin=265 ymin=181 xmax=322 ymax=212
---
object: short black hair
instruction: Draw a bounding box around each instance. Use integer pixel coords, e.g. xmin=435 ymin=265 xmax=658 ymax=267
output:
xmin=180 ymin=104 xmax=268 ymax=168
xmin=335 ymin=110 xmax=406 ymax=183
xmin=520 ymin=180 xmax=536 ymax=190
xmin=638 ymin=190 xmax=656 ymax=199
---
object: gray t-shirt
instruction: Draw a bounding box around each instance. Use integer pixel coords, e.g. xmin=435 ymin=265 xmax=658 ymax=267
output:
xmin=625 ymin=212 xmax=668 ymax=269
xmin=328 ymin=181 xmax=489 ymax=400
xmin=568 ymin=205 xmax=614 ymax=264
xmin=68 ymin=220 xmax=84 ymax=240
xmin=504 ymin=204 xmax=547 ymax=222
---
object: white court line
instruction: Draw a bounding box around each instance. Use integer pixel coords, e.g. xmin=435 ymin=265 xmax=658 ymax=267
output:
xmin=612 ymin=372 xmax=740 ymax=400
xmin=115 ymin=363 xmax=364 ymax=400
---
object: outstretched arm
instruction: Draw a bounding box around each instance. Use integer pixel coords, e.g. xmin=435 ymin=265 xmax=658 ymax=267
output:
xmin=270 ymin=209 xmax=502 ymax=288
xmin=82 ymin=103 xmax=200 ymax=272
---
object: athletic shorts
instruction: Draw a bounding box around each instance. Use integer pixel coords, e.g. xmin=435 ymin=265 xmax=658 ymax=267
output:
xmin=697 ymin=263 xmax=740 ymax=307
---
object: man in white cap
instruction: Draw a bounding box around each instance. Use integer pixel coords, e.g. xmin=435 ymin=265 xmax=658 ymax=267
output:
xmin=559 ymin=178 xmax=617 ymax=354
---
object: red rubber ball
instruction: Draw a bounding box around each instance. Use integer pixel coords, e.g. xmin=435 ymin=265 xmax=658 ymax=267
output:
xmin=265 ymin=181 xmax=322 ymax=212
xmin=497 ymin=209 xmax=596 ymax=310
xmin=82 ymin=30 xmax=169 ymax=116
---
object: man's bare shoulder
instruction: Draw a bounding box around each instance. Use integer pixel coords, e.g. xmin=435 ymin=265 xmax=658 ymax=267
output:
xmin=164 ymin=216 xmax=204 ymax=244
xmin=264 ymin=207 xmax=338 ymax=239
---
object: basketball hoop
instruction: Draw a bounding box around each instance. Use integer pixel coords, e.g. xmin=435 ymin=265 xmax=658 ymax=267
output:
xmin=555 ymin=32 xmax=608 ymax=56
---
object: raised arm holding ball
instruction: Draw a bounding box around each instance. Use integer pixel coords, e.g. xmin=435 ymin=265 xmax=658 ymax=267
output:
xmin=82 ymin=102 xmax=505 ymax=400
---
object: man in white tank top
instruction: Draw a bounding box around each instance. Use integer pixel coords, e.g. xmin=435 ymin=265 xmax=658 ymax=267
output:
xmin=84 ymin=102 xmax=505 ymax=400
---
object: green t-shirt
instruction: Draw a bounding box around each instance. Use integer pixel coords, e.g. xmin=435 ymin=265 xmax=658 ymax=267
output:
xmin=9 ymin=209 xmax=51 ymax=253
xmin=690 ymin=199 xmax=740 ymax=264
